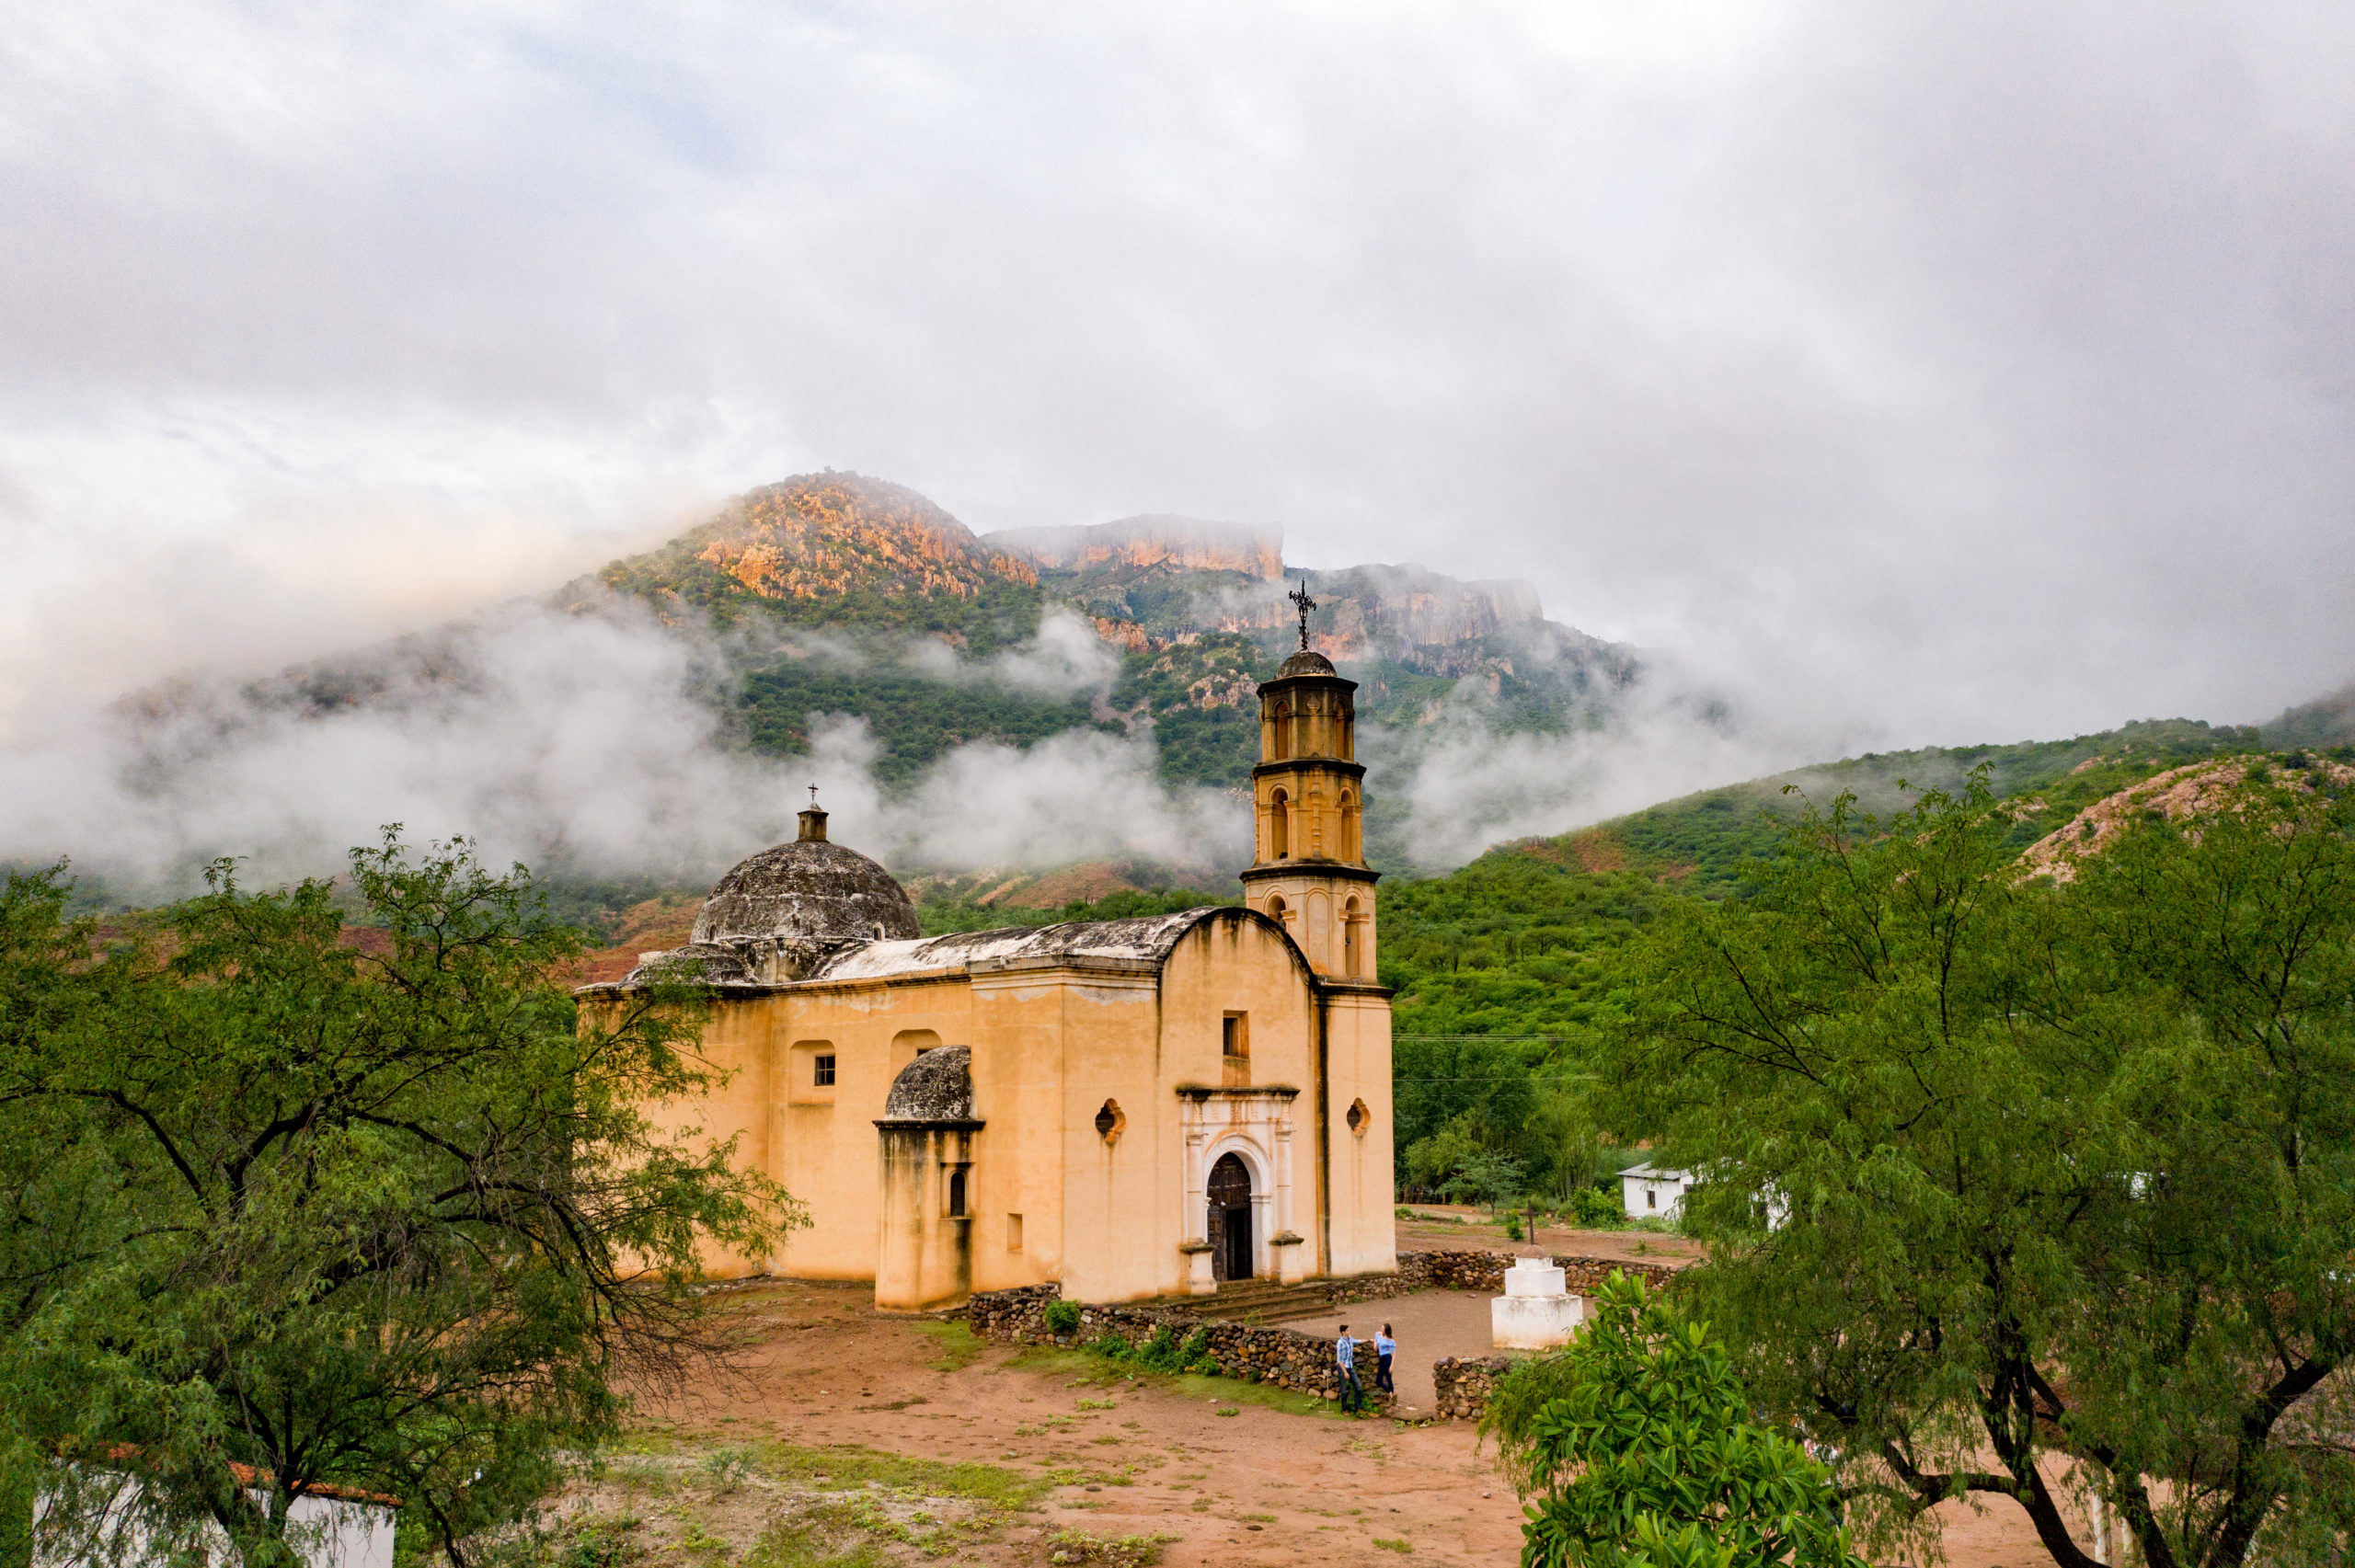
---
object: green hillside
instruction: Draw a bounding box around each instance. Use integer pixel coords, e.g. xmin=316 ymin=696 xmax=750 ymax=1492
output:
xmin=1371 ymin=716 xmax=2355 ymax=1201
xmin=565 ymin=474 xmax=1648 ymax=842
xmin=2261 ymin=680 xmax=2355 ymax=749
xmin=1581 ymin=715 xmax=2267 ymax=894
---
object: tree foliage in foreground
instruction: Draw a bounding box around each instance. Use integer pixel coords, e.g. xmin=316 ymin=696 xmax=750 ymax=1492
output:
xmin=1484 ymin=1273 xmax=1865 ymax=1568
xmin=1602 ymin=767 xmax=2355 ymax=1568
xmin=0 ymin=835 xmax=796 ymax=1566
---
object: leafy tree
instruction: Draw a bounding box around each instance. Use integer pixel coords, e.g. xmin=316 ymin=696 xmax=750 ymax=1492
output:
xmin=1600 ymin=769 xmax=2355 ymax=1568
xmin=1483 ymin=1273 xmax=1865 ymax=1568
xmin=0 ymin=835 xmax=795 ymax=1566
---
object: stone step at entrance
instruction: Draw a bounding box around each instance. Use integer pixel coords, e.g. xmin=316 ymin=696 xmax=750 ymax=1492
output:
xmin=1148 ymin=1276 xmax=1369 ymax=1325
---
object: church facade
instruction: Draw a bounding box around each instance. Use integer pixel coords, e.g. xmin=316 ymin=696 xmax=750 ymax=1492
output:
xmin=586 ymin=645 xmax=1396 ymax=1310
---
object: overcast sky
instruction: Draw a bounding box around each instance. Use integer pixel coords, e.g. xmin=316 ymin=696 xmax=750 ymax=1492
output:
xmin=5 ymin=1 xmax=2352 ymax=753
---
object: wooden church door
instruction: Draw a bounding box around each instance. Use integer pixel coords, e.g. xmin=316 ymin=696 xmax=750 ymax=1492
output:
xmin=1207 ymin=1153 xmax=1253 ymax=1282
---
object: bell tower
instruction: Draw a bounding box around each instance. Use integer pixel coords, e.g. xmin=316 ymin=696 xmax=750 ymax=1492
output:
xmin=1241 ymin=581 xmax=1380 ymax=979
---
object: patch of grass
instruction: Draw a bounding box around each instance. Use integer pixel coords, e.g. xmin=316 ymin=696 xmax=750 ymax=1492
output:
xmin=1214 ymin=1407 xmax=1239 ymax=1418
xmin=1002 ymin=1346 xmax=1338 ymax=1418
xmin=757 ymin=1443 xmax=1049 ymax=1511
xmin=673 ymin=1519 xmax=729 ymax=1558
xmin=1373 ymin=1537 xmax=1414 ymax=1553
xmin=1043 ymin=1528 xmax=1178 ymax=1566
xmin=1074 ymin=1397 xmax=1118 ymax=1411
xmin=906 ymin=1319 xmax=985 ymax=1372
xmin=744 ymin=1509 xmax=886 ymax=1568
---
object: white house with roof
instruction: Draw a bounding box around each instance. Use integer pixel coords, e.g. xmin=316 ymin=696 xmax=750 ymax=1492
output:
xmin=34 ymin=1465 xmax=396 ymax=1568
xmin=1620 ymin=1162 xmax=1694 ymax=1221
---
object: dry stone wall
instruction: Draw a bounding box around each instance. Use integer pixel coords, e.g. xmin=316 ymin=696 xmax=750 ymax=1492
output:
xmin=962 ymin=1250 xmax=1683 ymax=1422
xmin=965 ymin=1285 xmax=1395 ymax=1413
xmin=1432 ymin=1356 xmax=1517 ymax=1421
xmin=1367 ymin=1250 xmax=1680 ymax=1299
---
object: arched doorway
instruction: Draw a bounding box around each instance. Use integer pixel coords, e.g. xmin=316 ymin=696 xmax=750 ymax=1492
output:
xmin=1206 ymin=1153 xmax=1254 ymax=1282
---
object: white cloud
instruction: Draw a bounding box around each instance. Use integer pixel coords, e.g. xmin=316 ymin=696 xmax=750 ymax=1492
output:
xmin=4 ymin=0 xmax=2353 ymax=864
xmin=0 ymin=600 xmax=1240 ymax=898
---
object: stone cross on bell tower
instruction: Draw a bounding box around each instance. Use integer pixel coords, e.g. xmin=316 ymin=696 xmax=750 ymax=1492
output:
xmin=1239 ymin=593 xmax=1380 ymax=981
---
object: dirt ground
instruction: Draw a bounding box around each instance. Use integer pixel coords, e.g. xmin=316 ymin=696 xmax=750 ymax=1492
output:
xmin=1392 ymin=1207 xmax=1707 ymax=1268
xmin=506 ymin=1276 xmax=2097 ymax=1568
xmin=1286 ymin=1290 xmax=1505 ymax=1414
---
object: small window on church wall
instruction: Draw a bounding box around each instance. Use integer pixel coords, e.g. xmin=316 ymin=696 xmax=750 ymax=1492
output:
xmin=1095 ymin=1099 xmax=1125 ymax=1141
xmin=1222 ymin=1014 xmax=1249 ymax=1087
xmin=1343 ymin=898 xmax=1362 ymax=978
xmin=1269 ymin=790 xmax=1289 ymax=859
xmin=787 ymin=1040 xmax=835 ymax=1104
xmin=947 ymin=1169 xmax=967 ymax=1218
xmin=1340 ymin=792 xmax=1361 ymax=859
xmin=1006 ymin=1212 xmax=1023 ymax=1253
xmin=1347 ymin=1098 xmax=1369 ymax=1137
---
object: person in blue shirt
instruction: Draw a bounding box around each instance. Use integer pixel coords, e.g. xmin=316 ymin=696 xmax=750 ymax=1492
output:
xmin=1373 ymin=1324 xmax=1396 ymax=1394
xmin=1335 ymin=1324 xmax=1367 ymax=1414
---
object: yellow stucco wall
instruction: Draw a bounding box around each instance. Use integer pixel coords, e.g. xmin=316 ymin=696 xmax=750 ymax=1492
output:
xmin=604 ymin=907 xmax=1396 ymax=1305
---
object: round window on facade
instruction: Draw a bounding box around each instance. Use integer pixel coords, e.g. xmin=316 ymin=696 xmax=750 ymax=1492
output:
xmin=1095 ymin=1099 xmax=1126 ymax=1141
xmin=1346 ymin=1098 xmax=1370 ymax=1137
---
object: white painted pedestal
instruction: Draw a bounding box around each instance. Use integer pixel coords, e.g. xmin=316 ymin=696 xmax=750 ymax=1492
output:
xmin=1491 ymin=1258 xmax=1585 ymax=1350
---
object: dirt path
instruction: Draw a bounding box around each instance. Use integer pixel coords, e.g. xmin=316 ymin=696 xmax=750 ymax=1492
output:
xmin=622 ymin=1277 xmax=1525 ymax=1566
xmin=1394 ymin=1209 xmax=1706 ymax=1268
xmin=535 ymin=1276 xmax=2081 ymax=1568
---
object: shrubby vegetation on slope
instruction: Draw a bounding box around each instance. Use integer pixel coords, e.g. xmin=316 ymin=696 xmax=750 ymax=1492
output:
xmin=735 ymin=656 xmax=1113 ymax=781
xmin=0 ymin=838 xmax=788 ymax=1567
xmin=1596 ymin=765 xmax=2355 ymax=1568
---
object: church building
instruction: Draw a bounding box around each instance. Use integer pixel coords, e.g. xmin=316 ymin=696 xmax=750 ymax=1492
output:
xmin=586 ymin=633 xmax=1396 ymax=1310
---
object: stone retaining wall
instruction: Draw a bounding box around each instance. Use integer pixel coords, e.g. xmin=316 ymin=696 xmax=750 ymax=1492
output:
xmin=965 ymin=1285 xmax=1396 ymax=1413
xmin=1379 ymin=1250 xmax=1682 ymax=1299
xmin=1432 ymin=1356 xmax=1517 ymax=1422
xmin=962 ymin=1250 xmax=1682 ymax=1422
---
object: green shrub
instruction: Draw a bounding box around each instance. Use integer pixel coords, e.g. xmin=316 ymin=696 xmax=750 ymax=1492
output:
xmin=1484 ymin=1274 xmax=1861 ymax=1568
xmin=1569 ymin=1186 xmax=1625 ymax=1229
xmin=1042 ymin=1299 xmax=1083 ymax=1336
xmin=699 ymin=1448 xmax=752 ymax=1493
xmin=1081 ymin=1322 xmax=1221 ymax=1379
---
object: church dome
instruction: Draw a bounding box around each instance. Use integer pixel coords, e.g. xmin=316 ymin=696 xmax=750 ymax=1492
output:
xmin=879 ymin=1044 xmax=975 ymax=1124
xmin=1277 ymin=647 xmax=1338 ymax=678
xmin=691 ymin=809 xmax=921 ymax=946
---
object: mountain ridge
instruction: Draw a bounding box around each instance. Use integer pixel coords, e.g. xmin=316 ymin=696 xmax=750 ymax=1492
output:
xmin=75 ymin=469 xmax=2355 ymax=919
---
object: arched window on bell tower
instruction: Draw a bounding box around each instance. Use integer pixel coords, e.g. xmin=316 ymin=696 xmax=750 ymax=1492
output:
xmin=1243 ymin=604 xmax=1376 ymax=979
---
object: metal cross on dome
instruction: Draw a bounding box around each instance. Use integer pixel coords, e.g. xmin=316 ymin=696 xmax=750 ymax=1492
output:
xmin=1288 ymin=578 xmax=1317 ymax=651
xmin=807 ymin=784 xmax=819 ymax=807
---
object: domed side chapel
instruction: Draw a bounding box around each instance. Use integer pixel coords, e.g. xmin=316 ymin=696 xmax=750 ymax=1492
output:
xmin=580 ymin=620 xmax=1396 ymax=1310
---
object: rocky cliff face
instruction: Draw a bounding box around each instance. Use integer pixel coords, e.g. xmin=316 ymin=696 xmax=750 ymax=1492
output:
xmin=985 ymin=514 xmax=1284 ymax=580
xmin=1202 ymin=563 xmax=1554 ymax=666
xmin=684 ymin=473 xmax=1037 ymax=602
